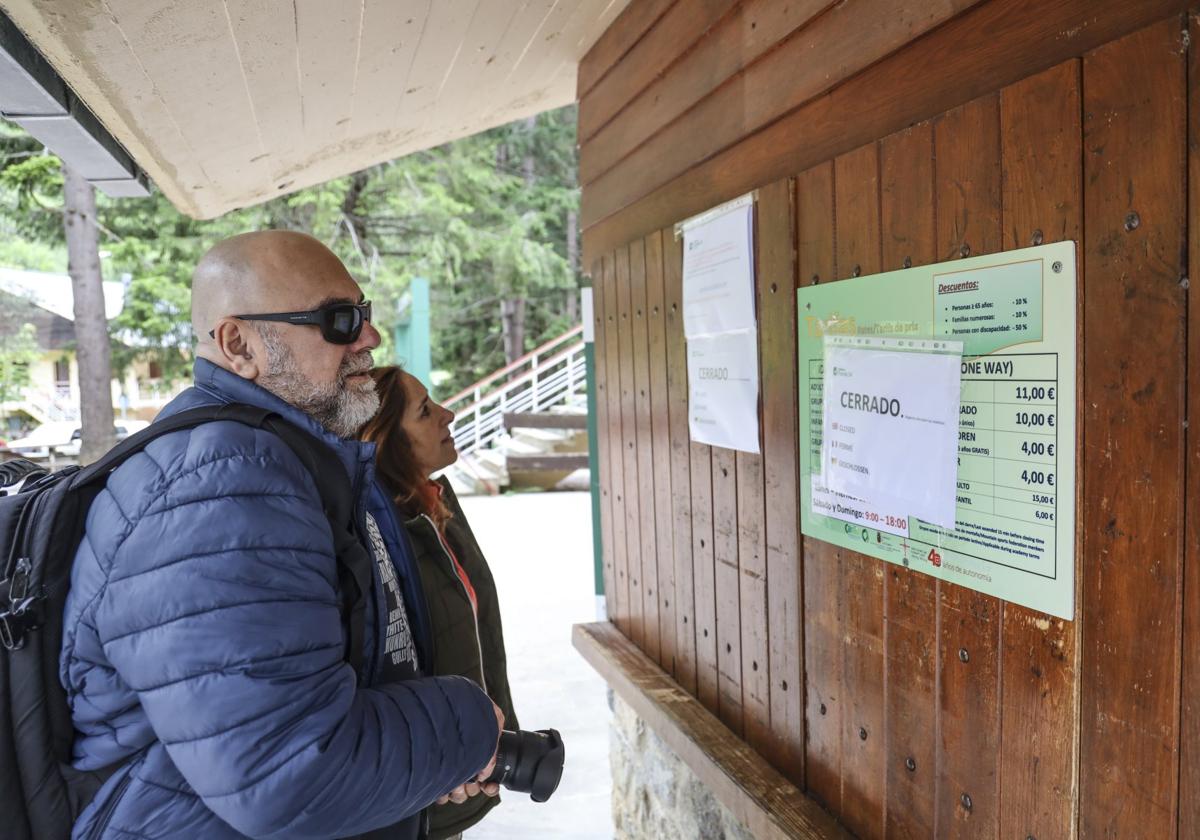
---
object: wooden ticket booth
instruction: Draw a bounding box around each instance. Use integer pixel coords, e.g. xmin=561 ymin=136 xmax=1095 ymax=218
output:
xmin=572 ymin=1 xmax=1200 ymax=837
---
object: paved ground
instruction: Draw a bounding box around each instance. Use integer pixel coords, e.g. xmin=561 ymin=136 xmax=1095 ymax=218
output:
xmin=458 ymin=490 xmax=614 ymax=840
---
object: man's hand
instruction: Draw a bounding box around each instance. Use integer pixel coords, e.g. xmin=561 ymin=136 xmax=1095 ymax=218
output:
xmin=436 ymin=702 xmax=505 ymax=805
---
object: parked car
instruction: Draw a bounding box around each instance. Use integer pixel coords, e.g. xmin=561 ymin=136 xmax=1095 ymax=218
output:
xmin=1 ymin=420 xmax=150 ymax=460
xmin=1 ymin=420 xmax=81 ymax=459
xmin=54 ymin=420 xmax=151 ymax=457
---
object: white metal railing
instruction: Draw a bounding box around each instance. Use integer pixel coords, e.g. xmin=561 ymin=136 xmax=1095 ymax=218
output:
xmin=444 ymin=324 xmax=583 ymax=414
xmin=18 ymin=387 xmax=79 ymax=423
xmin=448 ymin=327 xmax=587 ymax=458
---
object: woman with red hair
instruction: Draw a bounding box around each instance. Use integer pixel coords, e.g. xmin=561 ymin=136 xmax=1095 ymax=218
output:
xmin=360 ymin=366 xmax=519 ymax=840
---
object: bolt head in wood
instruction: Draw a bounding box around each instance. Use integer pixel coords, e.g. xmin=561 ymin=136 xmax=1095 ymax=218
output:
xmin=961 ymin=793 xmax=972 ymax=810
xmin=906 ymin=757 xmax=917 ymax=772
xmin=859 ymin=727 xmax=868 ymax=741
xmin=959 ymin=647 xmax=970 ymax=663
xmin=1124 ymin=211 xmax=1140 ymax=232
xmin=959 ymin=243 xmax=971 ymax=258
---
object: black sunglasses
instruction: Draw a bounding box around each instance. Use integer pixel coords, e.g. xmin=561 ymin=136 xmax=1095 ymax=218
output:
xmin=209 ymin=300 xmax=372 ymax=345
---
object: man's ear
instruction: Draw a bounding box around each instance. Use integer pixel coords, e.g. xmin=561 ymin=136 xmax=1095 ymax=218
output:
xmin=212 ymin=319 xmax=263 ymax=381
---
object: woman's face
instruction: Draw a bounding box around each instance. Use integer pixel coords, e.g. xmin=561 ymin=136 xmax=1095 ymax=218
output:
xmin=398 ymin=371 xmax=458 ymax=476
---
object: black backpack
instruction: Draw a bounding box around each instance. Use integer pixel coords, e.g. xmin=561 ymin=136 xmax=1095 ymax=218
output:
xmin=0 ymin=403 xmax=374 ymax=840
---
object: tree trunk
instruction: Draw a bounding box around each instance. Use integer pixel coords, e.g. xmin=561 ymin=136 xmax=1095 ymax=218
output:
xmin=341 ymin=170 xmax=370 ymax=246
xmin=497 ymin=117 xmax=538 ymax=363
xmin=566 ymin=207 xmax=579 ymax=322
xmin=522 ymin=115 xmax=537 ymax=184
xmin=63 ymin=164 xmax=115 ymax=463
xmin=500 ymin=298 xmax=526 ymax=365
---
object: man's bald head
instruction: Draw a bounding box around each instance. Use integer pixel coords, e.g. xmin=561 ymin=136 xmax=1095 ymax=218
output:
xmin=191 ymin=230 xmax=381 ymax=437
xmin=191 ymin=230 xmax=353 ymax=346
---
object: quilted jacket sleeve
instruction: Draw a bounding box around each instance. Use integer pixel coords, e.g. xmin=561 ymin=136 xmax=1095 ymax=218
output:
xmin=88 ymin=427 xmax=499 ymax=839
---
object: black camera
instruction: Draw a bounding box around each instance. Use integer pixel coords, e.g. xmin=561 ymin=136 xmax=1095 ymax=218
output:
xmin=481 ymin=728 xmax=564 ymax=803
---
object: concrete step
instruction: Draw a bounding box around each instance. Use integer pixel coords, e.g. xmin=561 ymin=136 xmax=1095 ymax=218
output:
xmin=507 ymin=452 xmax=590 ymax=472
xmin=509 ymin=427 xmax=579 ymax=451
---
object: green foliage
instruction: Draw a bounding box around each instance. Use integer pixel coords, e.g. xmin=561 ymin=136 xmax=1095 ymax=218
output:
xmin=0 ymin=105 xmax=583 ymax=396
xmin=0 ymin=237 xmax=66 ymax=272
xmin=0 ymin=295 xmax=40 ymax=414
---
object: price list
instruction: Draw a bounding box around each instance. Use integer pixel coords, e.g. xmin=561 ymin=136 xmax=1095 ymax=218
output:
xmin=910 ymin=353 xmax=1061 ymax=579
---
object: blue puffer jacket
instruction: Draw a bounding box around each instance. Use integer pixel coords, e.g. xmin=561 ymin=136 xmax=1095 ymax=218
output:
xmin=60 ymin=360 xmax=499 ymax=839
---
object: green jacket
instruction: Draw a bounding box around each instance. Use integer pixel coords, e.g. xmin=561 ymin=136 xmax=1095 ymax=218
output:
xmin=403 ymin=478 xmax=519 ymax=839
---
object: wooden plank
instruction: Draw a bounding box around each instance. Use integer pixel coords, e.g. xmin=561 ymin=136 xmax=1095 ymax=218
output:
xmin=506 ymin=453 xmax=590 ymax=472
xmin=646 ymin=229 xmax=677 ymax=677
xmin=934 ymin=95 xmax=1002 ymax=262
xmin=591 ymin=260 xmax=618 ymax=621
xmin=623 ymin=240 xmax=650 ymax=651
xmin=729 ymin=183 xmax=777 ymax=768
xmin=883 ymin=565 xmax=937 ymax=840
xmin=578 ymin=0 xmax=738 ymax=142
xmin=580 ymin=0 xmax=834 ymax=185
xmin=758 ymin=177 xmax=806 ymax=782
xmin=577 ymin=0 xmax=675 ymax=98
xmin=877 ymin=120 xmax=938 ymax=840
xmin=691 ymin=434 xmax=719 ymax=712
xmin=798 ymin=160 xmax=842 ymax=811
xmin=713 ymin=446 xmax=743 ymax=734
xmin=572 ymin=621 xmax=854 ymax=840
xmin=937 ymin=587 xmax=1002 ymax=838
xmin=602 ymin=250 xmax=629 ymax=633
xmin=1183 ymin=13 xmax=1200 ymax=839
xmin=832 ymin=141 xmax=885 ymax=840
xmin=580 ymin=0 xmax=1183 ymax=267
xmin=735 ymin=447 xmax=768 ymax=747
xmin=617 ymin=245 xmax=641 ymax=641
xmin=581 ymin=0 xmax=980 ymax=225
xmin=1079 ymin=19 xmax=1187 ymax=840
xmin=997 ymin=58 xmax=1082 ymax=840
xmin=931 ymin=92 xmax=1004 ymax=840
xmin=631 ymin=236 xmax=660 ymax=661
xmin=664 ymin=227 xmax=699 ymax=695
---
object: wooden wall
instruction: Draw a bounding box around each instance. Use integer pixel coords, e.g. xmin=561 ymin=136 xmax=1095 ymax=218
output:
xmin=583 ymin=1 xmax=1198 ymax=838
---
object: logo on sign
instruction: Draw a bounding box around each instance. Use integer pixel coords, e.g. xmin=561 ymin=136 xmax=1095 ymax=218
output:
xmin=927 ymin=548 xmax=942 ymax=568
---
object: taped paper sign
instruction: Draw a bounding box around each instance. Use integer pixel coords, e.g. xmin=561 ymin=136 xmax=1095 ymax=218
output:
xmin=820 ymin=336 xmax=963 ymax=529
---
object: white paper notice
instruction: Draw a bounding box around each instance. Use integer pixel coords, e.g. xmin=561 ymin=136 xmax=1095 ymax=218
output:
xmin=687 ymin=330 xmax=760 ymax=454
xmin=681 ymin=195 xmax=761 ymax=454
xmin=821 ymin=337 xmax=962 ymax=528
xmin=682 ymin=200 xmax=755 ymax=338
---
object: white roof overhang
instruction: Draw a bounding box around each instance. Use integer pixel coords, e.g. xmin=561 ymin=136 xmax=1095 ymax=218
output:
xmin=0 ymin=1 xmax=628 ymax=218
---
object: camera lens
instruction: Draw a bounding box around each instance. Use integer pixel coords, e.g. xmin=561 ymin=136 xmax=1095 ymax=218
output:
xmin=482 ymin=728 xmax=565 ymax=803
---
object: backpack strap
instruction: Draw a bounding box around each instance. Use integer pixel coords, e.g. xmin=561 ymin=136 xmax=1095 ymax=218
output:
xmin=70 ymin=404 xmax=372 ymax=676
xmin=254 ymin=416 xmax=373 ymax=678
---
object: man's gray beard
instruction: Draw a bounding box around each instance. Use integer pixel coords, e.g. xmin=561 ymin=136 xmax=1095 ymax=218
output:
xmin=255 ymin=325 xmax=380 ymax=438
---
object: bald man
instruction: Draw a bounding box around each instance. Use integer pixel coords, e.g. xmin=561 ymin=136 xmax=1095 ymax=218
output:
xmin=61 ymin=232 xmax=502 ymax=840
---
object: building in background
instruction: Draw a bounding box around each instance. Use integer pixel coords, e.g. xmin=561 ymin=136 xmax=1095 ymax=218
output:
xmin=0 ymin=267 xmax=179 ymax=435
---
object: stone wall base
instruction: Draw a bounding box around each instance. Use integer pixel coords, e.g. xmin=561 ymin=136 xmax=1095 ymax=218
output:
xmin=608 ymin=691 xmax=756 ymax=840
